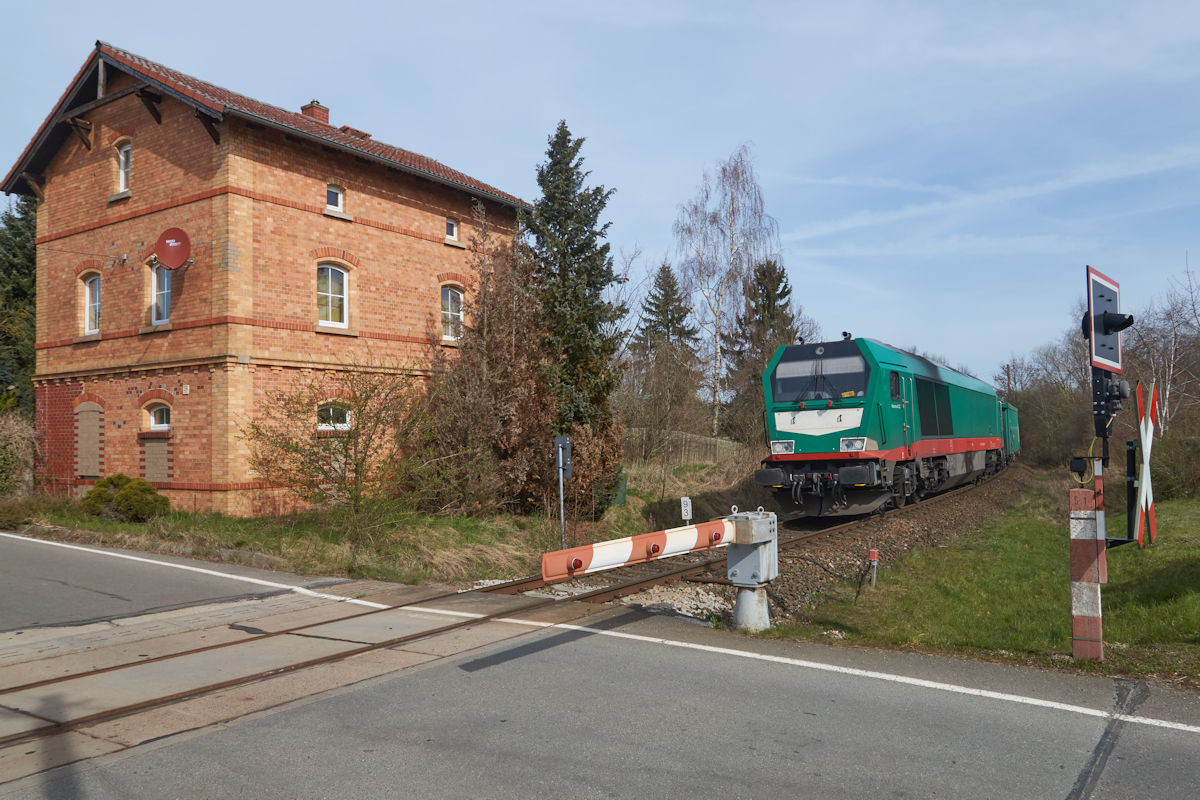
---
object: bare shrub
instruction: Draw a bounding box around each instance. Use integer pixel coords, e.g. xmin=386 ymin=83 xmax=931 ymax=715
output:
xmin=242 ymin=366 xmax=418 ymax=516
xmin=405 ymin=208 xmax=557 ymax=515
xmin=0 ymin=412 xmax=36 ymax=498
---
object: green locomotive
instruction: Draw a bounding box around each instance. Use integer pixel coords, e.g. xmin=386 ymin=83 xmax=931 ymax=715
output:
xmin=755 ymin=336 xmax=1020 ymax=517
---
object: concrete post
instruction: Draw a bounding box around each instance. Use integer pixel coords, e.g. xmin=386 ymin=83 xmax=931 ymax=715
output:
xmin=732 ymin=588 xmax=771 ymax=632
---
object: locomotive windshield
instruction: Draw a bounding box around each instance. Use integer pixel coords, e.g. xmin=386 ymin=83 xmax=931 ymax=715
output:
xmin=770 ymin=343 xmax=869 ymax=403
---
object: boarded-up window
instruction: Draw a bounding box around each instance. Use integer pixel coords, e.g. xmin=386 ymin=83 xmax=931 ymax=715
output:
xmin=75 ymin=402 xmax=103 ymax=478
xmin=143 ymin=439 xmax=169 ymax=483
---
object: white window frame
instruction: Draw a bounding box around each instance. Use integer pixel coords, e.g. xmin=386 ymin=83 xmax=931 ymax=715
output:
xmin=326 ymin=184 xmax=344 ymax=212
xmin=441 ymin=285 xmax=464 ymax=341
xmin=149 ymin=405 xmax=171 ymax=430
xmin=445 ymin=218 xmax=458 ymax=241
xmin=118 ymin=144 xmax=132 ymax=191
xmin=152 ymin=265 xmax=172 ymax=324
xmin=317 ymin=402 xmax=351 ymax=431
xmin=317 ymin=264 xmax=348 ymax=328
xmin=84 ymin=274 xmax=101 ymax=334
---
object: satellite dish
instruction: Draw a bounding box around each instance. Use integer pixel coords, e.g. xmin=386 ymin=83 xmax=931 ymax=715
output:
xmin=154 ymin=228 xmax=191 ymax=270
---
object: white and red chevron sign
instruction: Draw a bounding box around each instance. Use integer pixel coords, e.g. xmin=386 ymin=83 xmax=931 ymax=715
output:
xmin=1136 ymin=381 xmax=1158 ymax=548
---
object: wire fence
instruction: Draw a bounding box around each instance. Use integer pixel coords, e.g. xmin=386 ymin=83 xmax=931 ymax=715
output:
xmin=622 ymin=428 xmax=749 ymax=466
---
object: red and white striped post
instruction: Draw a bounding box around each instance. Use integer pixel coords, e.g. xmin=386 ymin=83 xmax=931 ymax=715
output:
xmin=1068 ymin=464 xmax=1108 ymax=660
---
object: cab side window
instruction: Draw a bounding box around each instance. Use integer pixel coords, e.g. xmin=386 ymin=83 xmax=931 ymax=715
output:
xmin=890 ymin=372 xmax=901 ymax=402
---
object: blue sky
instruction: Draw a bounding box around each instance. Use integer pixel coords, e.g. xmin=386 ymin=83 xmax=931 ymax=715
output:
xmin=4 ymin=1 xmax=1198 ymax=381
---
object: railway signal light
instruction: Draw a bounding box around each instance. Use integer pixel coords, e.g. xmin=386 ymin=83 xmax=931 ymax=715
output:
xmin=1081 ymin=267 xmax=1135 ymax=448
xmin=1083 ymin=266 xmax=1132 ymax=373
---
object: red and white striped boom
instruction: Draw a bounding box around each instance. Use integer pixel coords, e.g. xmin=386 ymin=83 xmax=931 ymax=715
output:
xmin=541 ymin=519 xmax=735 ymax=583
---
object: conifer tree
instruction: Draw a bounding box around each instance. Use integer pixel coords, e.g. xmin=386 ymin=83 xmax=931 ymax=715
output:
xmin=524 ymin=120 xmax=625 ymax=432
xmin=0 ymin=196 xmax=36 ymax=415
xmin=633 ymin=262 xmax=699 ymax=355
xmin=724 ymin=259 xmax=819 ymax=443
xmin=619 ymin=262 xmax=707 ymax=462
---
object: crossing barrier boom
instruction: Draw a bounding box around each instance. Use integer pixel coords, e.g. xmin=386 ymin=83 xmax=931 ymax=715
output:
xmin=541 ymin=519 xmax=735 ymax=582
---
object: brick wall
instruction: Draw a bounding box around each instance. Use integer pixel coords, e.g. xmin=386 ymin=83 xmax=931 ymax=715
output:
xmin=32 ymin=84 xmax=517 ymax=515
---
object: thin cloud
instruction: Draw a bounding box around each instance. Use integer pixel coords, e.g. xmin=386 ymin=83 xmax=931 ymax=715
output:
xmin=788 ymin=232 xmax=1094 ymax=260
xmin=780 ymin=175 xmax=964 ymax=197
xmin=783 ymin=144 xmax=1200 ymax=241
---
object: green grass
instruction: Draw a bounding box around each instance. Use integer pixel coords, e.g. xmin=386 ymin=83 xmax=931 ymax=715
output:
xmin=0 ymin=495 xmax=561 ymax=585
xmin=0 ymin=458 xmax=758 ymax=585
xmin=769 ymin=479 xmax=1200 ymax=687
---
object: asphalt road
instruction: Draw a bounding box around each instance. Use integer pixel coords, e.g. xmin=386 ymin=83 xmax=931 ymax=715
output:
xmin=0 ymin=533 xmax=340 ymax=631
xmin=6 ymin=604 xmax=1199 ymax=799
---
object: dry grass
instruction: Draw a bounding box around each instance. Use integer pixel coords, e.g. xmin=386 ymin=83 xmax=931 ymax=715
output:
xmin=3 ymin=446 xmax=765 ymax=585
xmin=5 ymin=498 xmax=559 ymax=585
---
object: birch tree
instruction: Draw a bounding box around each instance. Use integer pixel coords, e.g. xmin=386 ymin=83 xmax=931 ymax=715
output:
xmin=674 ymin=145 xmax=778 ymax=436
xmin=1126 ymin=287 xmax=1199 ymax=434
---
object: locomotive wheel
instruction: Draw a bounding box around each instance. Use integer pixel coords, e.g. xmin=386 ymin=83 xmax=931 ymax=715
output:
xmin=891 ymin=466 xmax=910 ymax=508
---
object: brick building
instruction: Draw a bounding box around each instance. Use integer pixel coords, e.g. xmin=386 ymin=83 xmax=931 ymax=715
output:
xmin=2 ymin=42 xmax=523 ymax=515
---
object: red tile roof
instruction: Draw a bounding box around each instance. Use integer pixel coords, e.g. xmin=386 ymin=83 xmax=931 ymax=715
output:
xmin=5 ymin=42 xmax=527 ymax=209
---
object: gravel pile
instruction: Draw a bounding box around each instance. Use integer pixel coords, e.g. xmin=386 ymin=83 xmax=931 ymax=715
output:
xmin=621 ymin=465 xmax=1038 ymax=624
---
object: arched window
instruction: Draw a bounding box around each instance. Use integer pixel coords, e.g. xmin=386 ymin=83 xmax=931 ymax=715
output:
xmin=148 ymin=404 xmax=171 ymax=430
xmin=317 ymin=264 xmax=347 ymax=327
xmin=84 ymin=274 xmax=101 ymax=334
xmin=317 ymin=401 xmax=350 ymax=431
xmin=441 ymin=285 xmax=463 ymax=341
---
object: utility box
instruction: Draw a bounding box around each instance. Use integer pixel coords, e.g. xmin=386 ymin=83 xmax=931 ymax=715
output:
xmin=726 ymin=509 xmax=779 ymax=588
xmin=732 ymin=510 xmax=777 ymax=544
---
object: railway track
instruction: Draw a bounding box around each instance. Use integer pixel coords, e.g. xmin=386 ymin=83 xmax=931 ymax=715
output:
xmin=0 ymin=475 xmax=994 ymax=751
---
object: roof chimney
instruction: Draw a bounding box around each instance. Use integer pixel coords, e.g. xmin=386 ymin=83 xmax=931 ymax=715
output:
xmin=300 ymin=100 xmax=329 ymax=124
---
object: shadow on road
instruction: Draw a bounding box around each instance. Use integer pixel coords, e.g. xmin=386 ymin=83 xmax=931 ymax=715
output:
xmin=32 ymin=693 xmax=84 ymax=799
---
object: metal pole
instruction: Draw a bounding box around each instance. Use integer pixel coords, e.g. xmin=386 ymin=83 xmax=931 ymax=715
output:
xmin=1126 ymin=440 xmax=1137 ymax=542
xmin=558 ymin=443 xmax=566 ymax=551
xmin=1095 ymin=455 xmax=1107 ymax=583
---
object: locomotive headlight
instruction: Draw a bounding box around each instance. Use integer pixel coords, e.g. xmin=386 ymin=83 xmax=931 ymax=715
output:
xmin=840 ymin=437 xmax=866 ymax=453
xmin=770 ymin=440 xmax=795 ymax=455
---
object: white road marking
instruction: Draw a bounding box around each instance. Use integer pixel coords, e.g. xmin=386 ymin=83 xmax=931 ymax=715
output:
xmin=0 ymin=532 xmax=389 ymax=609
xmin=7 ymin=531 xmax=1195 ymax=736
xmin=486 ymin=617 xmax=1200 ymax=736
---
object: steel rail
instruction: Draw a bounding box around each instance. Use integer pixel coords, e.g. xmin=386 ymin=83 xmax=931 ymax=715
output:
xmin=0 ymin=583 xmax=511 ymax=697
xmin=0 ymin=473 xmax=1000 ymax=749
xmin=0 ymin=590 xmax=570 ymax=749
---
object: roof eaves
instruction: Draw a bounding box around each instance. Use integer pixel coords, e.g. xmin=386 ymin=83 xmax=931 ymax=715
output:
xmin=228 ymin=108 xmax=530 ymax=211
xmin=96 ymin=49 xmax=224 ymax=120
